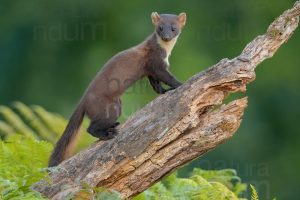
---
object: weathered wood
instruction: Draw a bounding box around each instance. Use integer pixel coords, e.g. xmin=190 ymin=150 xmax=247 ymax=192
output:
xmin=33 ymin=2 xmax=300 ymax=199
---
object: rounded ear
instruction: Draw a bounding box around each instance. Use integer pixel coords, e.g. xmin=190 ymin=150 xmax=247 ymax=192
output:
xmin=151 ymin=12 xmax=160 ymax=25
xmin=178 ymin=12 xmax=187 ymax=27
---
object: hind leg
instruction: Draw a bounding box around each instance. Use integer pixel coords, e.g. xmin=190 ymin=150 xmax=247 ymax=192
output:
xmin=86 ymin=97 xmax=121 ymax=140
xmin=87 ymin=120 xmax=119 ymax=140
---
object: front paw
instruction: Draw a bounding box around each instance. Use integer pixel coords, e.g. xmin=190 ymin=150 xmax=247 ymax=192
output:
xmin=167 ymin=84 xmax=182 ymax=92
xmin=158 ymin=88 xmax=167 ymax=94
xmin=174 ymin=82 xmax=183 ymax=88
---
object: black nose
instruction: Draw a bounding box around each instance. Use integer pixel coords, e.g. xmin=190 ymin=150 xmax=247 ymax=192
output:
xmin=162 ymin=35 xmax=171 ymax=41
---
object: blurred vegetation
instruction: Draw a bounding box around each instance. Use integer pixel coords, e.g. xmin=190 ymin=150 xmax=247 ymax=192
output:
xmin=0 ymin=102 xmax=96 ymax=151
xmin=0 ymin=103 xmax=269 ymax=199
xmin=0 ymin=134 xmax=260 ymax=200
xmin=1 ymin=0 xmax=300 ymax=199
xmin=134 ymin=169 xmax=248 ymax=200
xmin=0 ymin=135 xmax=50 ymax=200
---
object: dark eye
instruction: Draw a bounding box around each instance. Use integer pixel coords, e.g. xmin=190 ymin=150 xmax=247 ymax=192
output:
xmin=159 ymin=25 xmax=163 ymax=31
xmin=171 ymin=26 xmax=177 ymax=32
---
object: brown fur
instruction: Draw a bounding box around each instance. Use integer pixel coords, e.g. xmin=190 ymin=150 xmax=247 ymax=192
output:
xmin=48 ymin=12 xmax=187 ymax=167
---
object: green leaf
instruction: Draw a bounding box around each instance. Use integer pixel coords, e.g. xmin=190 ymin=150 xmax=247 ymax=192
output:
xmin=0 ymin=106 xmax=37 ymax=139
xmin=0 ymin=135 xmax=51 ymax=200
xmin=250 ymin=184 xmax=259 ymax=200
xmin=13 ymin=102 xmax=56 ymax=142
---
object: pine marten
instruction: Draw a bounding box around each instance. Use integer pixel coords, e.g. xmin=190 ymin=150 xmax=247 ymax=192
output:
xmin=49 ymin=12 xmax=187 ymax=167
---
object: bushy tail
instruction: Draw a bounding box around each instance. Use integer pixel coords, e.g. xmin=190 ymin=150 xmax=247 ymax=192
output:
xmin=48 ymin=103 xmax=85 ymax=167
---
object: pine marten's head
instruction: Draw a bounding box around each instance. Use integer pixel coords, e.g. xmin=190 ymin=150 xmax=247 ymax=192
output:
xmin=151 ymin=12 xmax=186 ymax=42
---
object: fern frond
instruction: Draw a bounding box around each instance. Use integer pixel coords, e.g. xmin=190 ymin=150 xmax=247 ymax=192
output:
xmin=0 ymin=135 xmax=51 ymax=199
xmin=0 ymin=121 xmax=15 ymax=137
xmin=31 ymin=105 xmax=66 ymax=136
xmin=0 ymin=106 xmax=37 ymax=138
xmin=13 ymin=102 xmax=56 ymax=142
xmin=250 ymin=184 xmax=259 ymax=200
xmin=192 ymin=168 xmax=247 ymax=196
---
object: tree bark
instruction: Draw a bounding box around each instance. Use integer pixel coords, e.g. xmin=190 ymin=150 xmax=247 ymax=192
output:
xmin=33 ymin=2 xmax=300 ymax=199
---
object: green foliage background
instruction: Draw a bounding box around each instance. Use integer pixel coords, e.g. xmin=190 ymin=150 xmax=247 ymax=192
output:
xmin=0 ymin=136 xmax=49 ymax=200
xmin=0 ymin=134 xmax=253 ymax=199
xmin=0 ymin=104 xmax=257 ymax=200
xmin=0 ymin=105 xmax=274 ymax=199
xmin=1 ymin=0 xmax=300 ymax=199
